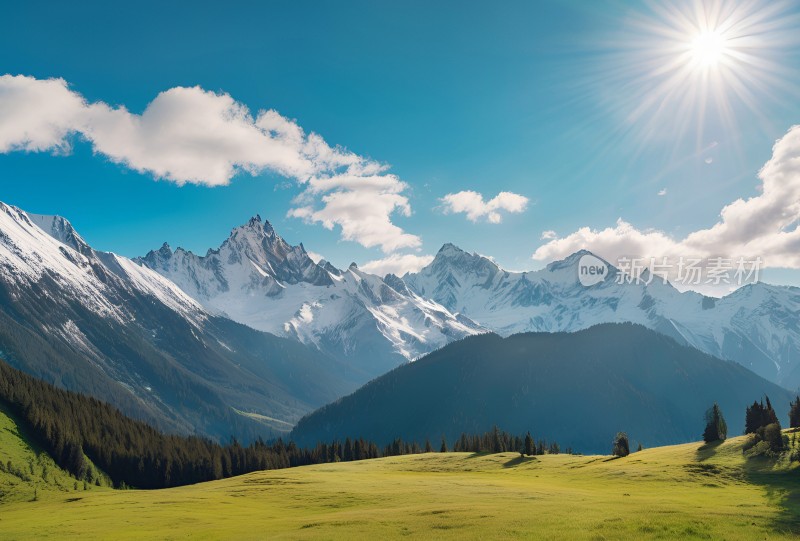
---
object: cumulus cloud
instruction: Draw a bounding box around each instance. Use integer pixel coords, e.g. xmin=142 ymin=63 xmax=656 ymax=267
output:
xmin=439 ymin=190 xmax=528 ymax=223
xmin=0 ymin=74 xmax=418 ymax=253
xmin=658 ymin=188 xmax=667 ymax=196
xmin=533 ymin=125 xmax=800 ymax=271
xmin=540 ymin=230 xmax=557 ymax=240
xmin=360 ymin=253 xmax=434 ymax=277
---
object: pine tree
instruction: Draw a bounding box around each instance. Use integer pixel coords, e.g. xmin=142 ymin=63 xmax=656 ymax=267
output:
xmin=424 ymin=438 xmax=432 ymax=453
xmin=703 ymin=403 xmax=727 ymax=443
xmin=524 ymin=432 xmax=534 ymax=457
xmin=440 ymin=436 xmax=448 ymax=453
xmin=612 ymin=432 xmax=630 ymax=457
xmin=789 ymin=396 xmax=800 ymax=429
xmin=491 ymin=426 xmax=503 ymax=453
xmin=745 ymin=400 xmax=762 ymax=434
xmin=765 ymin=396 xmax=779 ymax=425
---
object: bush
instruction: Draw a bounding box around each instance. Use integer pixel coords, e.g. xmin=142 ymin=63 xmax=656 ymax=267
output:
xmin=612 ymin=432 xmax=630 ymax=457
xmin=744 ymin=423 xmax=786 ymax=458
xmin=761 ymin=423 xmax=785 ymax=453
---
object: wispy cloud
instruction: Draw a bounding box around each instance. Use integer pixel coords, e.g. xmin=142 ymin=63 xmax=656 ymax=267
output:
xmin=439 ymin=190 xmax=528 ymax=223
xmin=360 ymin=253 xmax=434 ymax=277
xmin=533 ymin=125 xmax=800 ymax=270
xmin=657 ymin=188 xmax=667 ymax=196
xmin=0 ymin=74 xmax=419 ymax=253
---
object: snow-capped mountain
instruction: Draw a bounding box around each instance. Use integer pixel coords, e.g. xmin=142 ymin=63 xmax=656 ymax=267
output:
xmin=403 ymin=244 xmax=800 ymax=389
xmin=0 ymin=202 xmax=354 ymax=441
xmin=138 ymin=217 xmax=482 ymax=377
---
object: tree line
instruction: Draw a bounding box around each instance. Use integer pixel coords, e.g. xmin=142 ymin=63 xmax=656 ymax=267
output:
xmin=0 ymin=360 xmax=570 ymax=490
xmin=611 ymin=394 xmax=800 ymax=459
xmin=699 ymin=395 xmax=800 ymax=458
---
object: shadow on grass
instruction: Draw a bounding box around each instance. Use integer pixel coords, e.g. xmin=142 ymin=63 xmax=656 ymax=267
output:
xmin=695 ymin=439 xmax=724 ymax=461
xmin=741 ymin=452 xmax=800 ymax=535
xmin=502 ymin=456 xmax=538 ymax=468
xmin=465 ymin=452 xmax=492 ymax=459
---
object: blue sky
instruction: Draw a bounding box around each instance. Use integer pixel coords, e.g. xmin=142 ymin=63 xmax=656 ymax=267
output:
xmin=2 ymin=0 xmax=800 ymax=288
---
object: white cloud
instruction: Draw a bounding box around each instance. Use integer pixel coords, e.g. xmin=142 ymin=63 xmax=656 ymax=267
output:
xmin=0 ymin=74 xmax=418 ymax=253
xmin=360 ymin=253 xmax=434 ymax=276
xmin=533 ymin=125 xmax=800 ymax=270
xmin=439 ymin=190 xmax=528 ymax=223
xmin=305 ymin=250 xmax=324 ymax=264
xmin=540 ymin=230 xmax=557 ymax=240
xmin=658 ymin=188 xmax=667 ymax=196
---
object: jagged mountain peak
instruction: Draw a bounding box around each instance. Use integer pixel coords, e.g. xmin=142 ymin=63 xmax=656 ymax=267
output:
xmin=23 ymin=210 xmax=92 ymax=256
xmin=136 ymin=216 xmax=481 ymax=371
xmin=140 ymin=215 xmax=334 ymax=294
xmin=423 ymin=243 xmax=500 ymax=276
xmin=436 ymin=242 xmax=463 ymax=256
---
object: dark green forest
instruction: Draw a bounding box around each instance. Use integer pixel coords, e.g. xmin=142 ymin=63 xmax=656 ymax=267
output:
xmin=0 ymin=359 xmax=563 ymax=489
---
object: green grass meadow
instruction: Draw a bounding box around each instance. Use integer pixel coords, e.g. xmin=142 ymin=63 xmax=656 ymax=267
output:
xmin=1 ymin=406 xmax=799 ymax=540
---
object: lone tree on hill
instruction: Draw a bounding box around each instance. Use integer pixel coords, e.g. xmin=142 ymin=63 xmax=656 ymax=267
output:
xmin=790 ymin=396 xmax=800 ymax=429
xmin=612 ymin=432 xmax=630 ymax=457
xmin=703 ymin=403 xmax=727 ymax=443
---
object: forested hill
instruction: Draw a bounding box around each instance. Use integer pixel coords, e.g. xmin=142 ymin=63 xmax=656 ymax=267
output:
xmin=0 ymin=358 xmax=330 ymax=489
xmin=0 ymin=358 xmax=544 ymax=490
xmin=291 ymin=323 xmax=795 ymax=452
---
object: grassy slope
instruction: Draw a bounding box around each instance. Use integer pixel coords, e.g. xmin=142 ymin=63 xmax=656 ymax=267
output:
xmin=0 ymin=404 xmax=109 ymax=504
xmin=1 ymin=432 xmax=799 ymax=540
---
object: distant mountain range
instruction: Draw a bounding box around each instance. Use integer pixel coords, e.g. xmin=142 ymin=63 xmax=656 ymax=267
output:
xmin=403 ymin=244 xmax=800 ymax=389
xmin=2 ymin=201 xmax=799 ymax=443
xmin=0 ymin=202 xmax=355 ymax=441
xmin=291 ymin=324 xmax=794 ymax=453
xmin=137 ymin=216 xmax=800 ymax=390
xmin=137 ymin=216 xmax=480 ymax=378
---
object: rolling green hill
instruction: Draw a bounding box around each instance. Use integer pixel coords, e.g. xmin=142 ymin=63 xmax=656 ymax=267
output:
xmin=0 ymin=403 xmax=109 ymax=505
xmin=292 ymin=323 xmax=795 ymax=452
xmin=0 ymin=432 xmax=798 ymax=539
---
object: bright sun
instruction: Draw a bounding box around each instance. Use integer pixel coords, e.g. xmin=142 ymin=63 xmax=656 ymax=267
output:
xmin=690 ymin=30 xmax=728 ymax=68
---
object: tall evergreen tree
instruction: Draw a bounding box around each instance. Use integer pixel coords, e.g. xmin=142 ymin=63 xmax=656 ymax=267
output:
xmin=703 ymin=403 xmax=727 ymax=443
xmin=491 ymin=426 xmax=503 ymax=453
xmin=745 ymin=396 xmax=780 ymax=434
xmin=524 ymin=432 xmax=534 ymax=457
xmin=789 ymin=396 xmax=800 ymax=429
xmin=440 ymin=435 xmax=448 ymax=453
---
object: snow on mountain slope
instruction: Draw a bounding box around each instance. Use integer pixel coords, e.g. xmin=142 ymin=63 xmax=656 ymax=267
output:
xmin=138 ymin=217 xmax=482 ymax=376
xmin=0 ymin=204 xmax=205 ymax=325
xmin=403 ymin=244 xmax=800 ymax=389
xmin=0 ymin=202 xmax=356 ymax=441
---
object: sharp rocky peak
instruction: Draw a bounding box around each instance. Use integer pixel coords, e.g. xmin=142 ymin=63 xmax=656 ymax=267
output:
xmin=426 ymin=243 xmax=500 ymax=273
xmin=23 ymin=210 xmax=92 ymax=256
